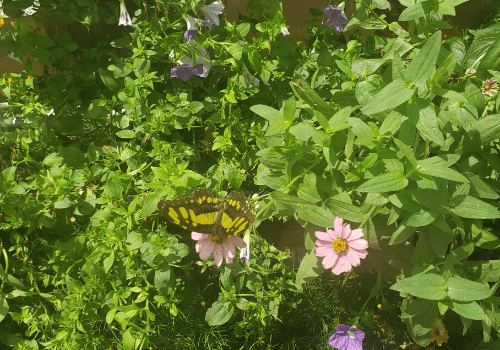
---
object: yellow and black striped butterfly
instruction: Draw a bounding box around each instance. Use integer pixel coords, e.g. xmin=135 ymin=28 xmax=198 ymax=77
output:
xmin=157 ymin=189 xmax=255 ymax=243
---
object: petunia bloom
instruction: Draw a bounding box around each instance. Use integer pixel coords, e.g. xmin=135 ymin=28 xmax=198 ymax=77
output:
xmin=482 ymin=78 xmax=499 ymax=97
xmin=200 ymin=1 xmax=224 ymax=29
xmin=171 ymin=64 xmax=204 ymax=81
xmin=179 ymin=44 xmax=212 ymax=78
xmin=329 ymin=324 xmax=365 ymax=350
xmin=119 ymin=0 xmax=132 ymax=26
xmin=184 ymin=15 xmax=200 ymax=41
xmin=323 ymin=5 xmax=348 ymax=32
xmin=192 ymin=232 xmax=246 ymax=266
xmin=281 ymin=26 xmax=290 ymax=36
xmin=315 ymin=217 xmax=368 ymax=275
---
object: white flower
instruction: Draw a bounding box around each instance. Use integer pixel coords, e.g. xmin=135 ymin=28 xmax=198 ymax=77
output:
xmin=281 ymin=26 xmax=290 ymax=36
xmin=119 ymin=0 xmax=132 ymax=26
xmin=200 ymin=1 xmax=224 ymax=29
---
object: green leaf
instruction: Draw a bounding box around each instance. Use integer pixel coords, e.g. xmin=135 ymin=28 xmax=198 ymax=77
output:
xmin=417 ymin=165 xmax=469 ymax=183
xmin=449 ymin=300 xmax=485 ymax=320
xmin=54 ymin=197 xmax=72 ymax=209
xmin=206 ymin=301 xmax=233 ymax=326
xmin=431 ymin=52 xmax=458 ymax=88
xmin=122 ymin=328 xmax=135 ymax=350
xmin=446 ymin=277 xmax=491 ymax=301
xmin=324 ymin=199 xmax=365 ymax=222
xmin=103 ymin=251 xmax=114 ymax=274
xmin=1 ymin=166 xmax=16 ymax=182
xmin=361 ymin=79 xmax=414 ymax=115
xmin=451 ymin=195 xmax=500 ymax=219
xmin=106 ymin=309 xmax=117 ymax=324
xmin=477 ymin=36 xmax=500 ymax=80
xmin=291 ymin=75 xmax=336 ymax=116
xmin=98 ymin=68 xmax=121 ymax=92
xmin=404 ymin=31 xmax=442 ymax=86
xmin=236 ymin=23 xmax=250 ymax=37
xmin=475 ymin=114 xmax=500 ymax=145
xmin=289 ymin=122 xmax=318 ymax=141
xmin=0 ymin=297 xmax=9 ymax=323
xmin=406 ymin=99 xmax=445 ymax=146
xmin=357 ymin=170 xmax=409 ymax=193
xmin=298 ymin=207 xmax=335 ymax=228
xmin=116 ymin=130 xmax=136 ymax=139
xmin=399 ymin=1 xmax=434 ymax=21
xmin=296 ymin=251 xmax=323 ymax=284
xmin=390 ymin=273 xmax=447 ymax=300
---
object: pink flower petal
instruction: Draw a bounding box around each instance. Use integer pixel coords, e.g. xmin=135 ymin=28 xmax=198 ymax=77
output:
xmin=333 ymin=217 xmax=344 ymax=235
xmin=348 ymin=238 xmax=368 ymax=250
xmin=222 ymin=240 xmax=236 ymax=259
xmin=315 ymin=239 xmax=331 ymax=248
xmin=346 ymin=249 xmax=361 ymax=267
xmin=327 ymin=227 xmax=340 ymax=240
xmin=199 ymin=240 xmax=215 ymax=260
xmin=226 ymin=235 xmax=246 ymax=248
xmin=315 ymin=230 xmax=332 ymax=241
xmin=331 ymin=256 xmax=352 ymax=275
xmin=350 ymin=248 xmax=368 ymax=259
xmin=213 ymin=244 xmax=223 ymax=266
xmin=340 ymin=223 xmax=352 ymax=239
xmin=192 ymin=231 xmax=208 ymax=241
xmin=346 ymin=228 xmax=364 ymax=241
xmin=316 ymin=245 xmax=333 ymax=257
xmin=321 ymin=252 xmax=339 ymax=269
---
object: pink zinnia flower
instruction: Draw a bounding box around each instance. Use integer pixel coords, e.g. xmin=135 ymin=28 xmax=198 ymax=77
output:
xmin=315 ymin=217 xmax=368 ymax=275
xmin=192 ymin=232 xmax=246 ymax=267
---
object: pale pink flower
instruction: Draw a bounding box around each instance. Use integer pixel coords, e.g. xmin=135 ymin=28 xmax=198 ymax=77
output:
xmin=192 ymin=232 xmax=246 ymax=266
xmin=315 ymin=217 xmax=368 ymax=275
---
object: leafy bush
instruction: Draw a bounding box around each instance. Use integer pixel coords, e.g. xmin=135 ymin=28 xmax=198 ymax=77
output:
xmin=0 ymin=0 xmax=500 ymax=349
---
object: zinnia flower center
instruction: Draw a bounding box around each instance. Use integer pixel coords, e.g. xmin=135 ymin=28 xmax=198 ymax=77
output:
xmin=332 ymin=238 xmax=348 ymax=253
xmin=208 ymin=234 xmax=224 ymax=244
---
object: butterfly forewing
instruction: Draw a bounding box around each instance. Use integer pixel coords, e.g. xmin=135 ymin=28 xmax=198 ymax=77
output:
xmin=158 ymin=189 xmax=255 ymax=240
xmin=157 ymin=189 xmax=222 ymax=234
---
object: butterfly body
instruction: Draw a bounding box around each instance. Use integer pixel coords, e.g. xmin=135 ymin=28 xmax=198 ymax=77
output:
xmin=158 ymin=189 xmax=255 ymax=242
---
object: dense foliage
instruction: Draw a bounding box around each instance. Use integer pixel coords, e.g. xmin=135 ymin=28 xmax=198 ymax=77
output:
xmin=1 ymin=0 xmax=500 ymax=349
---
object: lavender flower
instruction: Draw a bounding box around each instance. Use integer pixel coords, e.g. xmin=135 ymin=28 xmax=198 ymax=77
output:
xmin=184 ymin=15 xmax=199 ymax=41
xmin=200 ymin=1 xmax=224 ymax=29
xmin=180 ymin=45 xmax=212 ymax=77
xmin=328 ymin=324 xmax=364 ymax=350
xmin=119 ymin=0 xmax=132 ymax=26
xmin=171 ymin=64 xmax=204 ymax=81
xmin=323 ymin=5 xmax=348 ymax=32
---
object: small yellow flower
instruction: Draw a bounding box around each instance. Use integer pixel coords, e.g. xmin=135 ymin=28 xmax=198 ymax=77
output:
xmin=430 ymin=324 xmax=449 ymax=346
xmin=339 ymin=307 xmax=345 ymax=312
xmin=26 ymin=75 xmax=33 ymax=81
xmin=333 ymin=317 xmax=339 ymax=323
xmin=200 ymin=301 xmax=206 ymax=307
xmin=0 ymin=12 xmax=4 ymax=28
xmin=7 ymin=78 xmax=14 ymax=84
xmin=297 ymin=40 xmax=305 ymax=45
xmin=377 ymin=304 xmax=382 ymax=309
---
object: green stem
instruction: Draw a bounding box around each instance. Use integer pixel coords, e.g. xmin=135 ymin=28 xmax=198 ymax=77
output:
xmin=0 ymin=247 xmax=8 ymax=293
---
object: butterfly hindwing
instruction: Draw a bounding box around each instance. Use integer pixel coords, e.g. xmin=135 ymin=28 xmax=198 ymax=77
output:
xmin=158 ymin=189 xmax=255 ymax=240
xmin=157 ymin=189 xmax=222 ymax=234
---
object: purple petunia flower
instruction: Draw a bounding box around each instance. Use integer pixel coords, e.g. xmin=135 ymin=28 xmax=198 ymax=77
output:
xmin=328 ymin=324 xmax=364 ymax=350
xmin=171 ymin=64 xmax=204 ymax=81
xmin=323 ymin=5 xmax=348 ymax=32
xmin=200 ymin=1 xmax=224 ymax=29
xmin=184 ymin=15 xmax=199 ymax=41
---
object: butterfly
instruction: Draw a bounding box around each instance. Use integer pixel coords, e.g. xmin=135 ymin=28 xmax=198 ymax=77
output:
xmin=157 ymin=189 xmax=255 ymax=243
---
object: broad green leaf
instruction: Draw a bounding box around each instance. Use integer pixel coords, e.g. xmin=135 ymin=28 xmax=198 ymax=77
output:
xmin=417 ymin=165 xmax=469 ymax=183
xmin=270 ymin=191 xmax=316 ymax=211
xmin=282 ymin=96 xmax=296 ymax=123
xmin=446 ymin=277 xmax=491 ymax=301
xmin=399 ymin=1 xmax=434 ymax=21
xmin=122 ymin=328 xmax=135 ymax=350
xmin=361 ymin=79 xmax=414 ymax=115
xmin=1 ymin=166 xmax=16 ymax=182
xmin=54 ymin=197 xmax=72 ymax=209
xmin=296 ymin=250 xmax=323 ymax=284
xmin=449 ymin=300 xmax=485 ymax=320
xmin=0 ymin=297 xmax=9 ymax=323
xmin=451 ymin=195 xmax=500 ymax=219
xmin=298 ymin=207 xmax=335 ymax=228
xmin=289 ymin=122 xmax=317 ymax=141
xmin=465 ymin=173 xmax=499 ymax=200
xmin=357 ymin=170 xmax=409 ymax=193
xmin=477 ymin=36 xmax=500 ymax=80
xmin=404 ymin=31 xmax=442 ymax=86
xmin=324 ymin=199 xmax=365 ymax=222
xmin=393 ymin=138 xmax=418 ymax=168
xmin=98 ymin=68 xmax=121 ymax=92
xmin=206 ymin=301 xmax=233 ymax=326
xmin=103 ymin=251 xmax=114 ymax=274
xmin=475 ymin=114 xmax=500 ymax=145
xmin=431 ymin=52 xmax=458 ymax=88
xmin=351 ymin=59 xmax=386 ymax=76
xmin=328 ymin=106 xmax=351 ymax=132
xmin=471 ymin=224 xmax=500 ymax=249
xmin=250 ymin=105 xmax=282 ymax=122
xmin=291 ymin=75 xmax=336 ymax=116
xmin=406 ymin=99 xmax=445 ymax=146
xmin=390 ymin=273 xmax=448 ymax=300
xmin=106 ymin=309 xmax=117 ymax=324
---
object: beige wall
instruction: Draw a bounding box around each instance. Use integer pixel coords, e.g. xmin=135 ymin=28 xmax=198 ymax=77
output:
xmin=0 ymin=0 xmax=494 ymax=75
